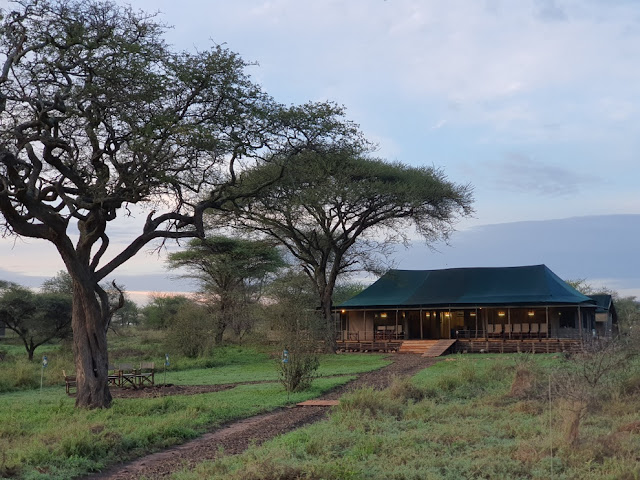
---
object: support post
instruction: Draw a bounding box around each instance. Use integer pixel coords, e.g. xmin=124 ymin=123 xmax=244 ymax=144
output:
xmin=578 ymin=306 xmax=582 ymax=343
xmin=420 ymin=309 xmax=423 ymax=339
xmin=546 ymin=306 xmax=549 ymax=338
xmin=475 ymin=307 xmax=478 ymax=339
xmin=395 ymin=310 xmax=399 ymax=341
xmin=363 ymin=310 xmax=366 ymax=341
xmin=508 ymin=308 xmax=511 ymax=339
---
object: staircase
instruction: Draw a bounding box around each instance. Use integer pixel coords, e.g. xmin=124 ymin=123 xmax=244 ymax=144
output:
xmin=422 ymin=339 xmax=457 ymax=357
xmin=398 ymin=340 xmax=440 ymax=354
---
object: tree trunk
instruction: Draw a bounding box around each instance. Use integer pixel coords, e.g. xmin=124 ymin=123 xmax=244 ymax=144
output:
xmin=214 ymin=322 xmax=226 ymax=345
xmin=320 ymin=291 xmax=337 ymax=353
xmin=72 ymin=279 xmax=112 ymax=408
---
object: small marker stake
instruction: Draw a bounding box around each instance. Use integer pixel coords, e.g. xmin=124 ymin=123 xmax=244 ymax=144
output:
xmin=40 ymin=355 xmax=48 ymax=393
xmin=164 ymin=353 xmax=170 ymax=385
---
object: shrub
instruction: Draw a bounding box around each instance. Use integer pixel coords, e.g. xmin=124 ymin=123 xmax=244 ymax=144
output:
xmin=277 ymin=349 xmax=319 ymax=393
xmin=166 ymin=303 xmax=213 ymax=358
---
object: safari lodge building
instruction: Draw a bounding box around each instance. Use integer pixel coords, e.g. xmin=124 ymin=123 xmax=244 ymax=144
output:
xmin=335 ymin=265 xmax=614 ymax=354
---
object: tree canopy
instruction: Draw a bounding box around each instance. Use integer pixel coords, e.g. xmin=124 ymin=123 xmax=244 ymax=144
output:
xmin=167 ymin=236 xmax=285 ymax=343
xmin=220 ymin=150 xmax=473 ymax=342
xmin=0 ymin=0 xmax=359 ymax=408
xmin=0 ymin=284 xmax=72 ymax=359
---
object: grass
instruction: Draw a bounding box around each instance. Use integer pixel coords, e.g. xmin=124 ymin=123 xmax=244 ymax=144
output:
xmin=0 ymin=330 xmax=390 ymax=393
xmin=0 ymin=330 xmax=390 ymax=480
xmin=164 ymin=351 xmax=390 ymax=386
xmin=172 ymin=354 xmax=640 ymax=480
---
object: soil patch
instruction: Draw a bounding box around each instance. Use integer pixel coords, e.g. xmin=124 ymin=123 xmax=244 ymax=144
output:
xmin=110 ymin=384 xmax=235 ymax=399
xmin=87 ymin=354 xmax=438 ymax=480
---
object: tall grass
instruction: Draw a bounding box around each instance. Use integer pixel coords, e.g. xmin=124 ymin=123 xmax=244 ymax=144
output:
xmin=174 ymin=354 xmax=640 ymax=480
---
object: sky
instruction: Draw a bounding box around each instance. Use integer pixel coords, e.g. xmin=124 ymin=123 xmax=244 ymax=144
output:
xmin=0 ymin=0 xmax=639 ymax=303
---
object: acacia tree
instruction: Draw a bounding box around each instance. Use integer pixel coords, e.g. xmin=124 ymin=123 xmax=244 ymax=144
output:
xmin=167 ymin=236 xmax=285 ymax=344
xmin=0 ymin=284 xmax=72 ymax=359
xmin=0 ymin=0 xmax=358 ymax=407
xmin=221 ymin=151 xmax=473 ymax=344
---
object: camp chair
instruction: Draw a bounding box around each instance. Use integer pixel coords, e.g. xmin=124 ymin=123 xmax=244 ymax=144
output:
xmin=539 ymin=323 xmax=548 ymax=337
xmin=108 ymin=364 xmax=121 ymax=387
xmin=137 ymin=362 xmax=155 ymax=386
xmin=493 ymin=324 xmax=503 ymax=337
xmin=118 ymin=363 xmax=137 ymax=388
xmin=521 ymin=324 xmax=530 ymax=337
xmin=512 ymin=324 xmax=521 ymax=338
xmin=62 ymin=370 xmax=76 ymax=395
xmin=530 ymin=323 xmax=539 ymax=337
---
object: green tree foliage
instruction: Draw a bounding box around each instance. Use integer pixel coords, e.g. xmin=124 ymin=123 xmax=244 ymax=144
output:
xmin=167 ymin=236 xmax=285 ymax=343
xmin=41 ymin=270 xmax=74 ymax=296
xmin=110 ymin=298 xmax=139 ymax=328
xmin=614 ymin=296 xmax=640 ymax=334
xmin=0 ymin=285 xmax=72 ymax=359
xmin=222 ymin=151 xmax=473 ymax=344
xmin=166 ymin=302 xmax=213 ymax=358
xmin=566 ymin=278 xmax=640 ymax=334
xmin=0 ymin=0 xmax=357 ymax=407
xmin=141 ymin=294 xmax=192 ymax=330
xmin=332 ymin=281 xmax=367 ymax=305
xmin=264 ymin=270 xmax=324 ymax=337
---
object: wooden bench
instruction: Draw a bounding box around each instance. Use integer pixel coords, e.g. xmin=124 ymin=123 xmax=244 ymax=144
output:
xmin=62 ymin=370 xmax=76 ymax=395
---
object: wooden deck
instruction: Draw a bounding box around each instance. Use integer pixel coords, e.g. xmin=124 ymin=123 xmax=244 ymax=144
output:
xmin=337 ymin=340 xmax=402 ymax=353
xmin=455 ymin=338 xmax=583 ymax=354
xmin=337 ymin=338 xmax=585 ymax=355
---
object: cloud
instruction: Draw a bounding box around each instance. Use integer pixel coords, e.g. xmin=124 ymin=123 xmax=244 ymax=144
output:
xmin=397 ymin=214 xmax=640 ymax=295
xmin=487 ymin=152 xmax=597 ymax=196
xmin=534 ymin=0 xmax=568 ymax=22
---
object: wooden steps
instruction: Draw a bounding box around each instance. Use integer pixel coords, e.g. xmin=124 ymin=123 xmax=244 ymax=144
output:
xmin=423 ymin=339 xmax=457 ymax=357
xmin=398 ymin=340 xmax=438 ymax=354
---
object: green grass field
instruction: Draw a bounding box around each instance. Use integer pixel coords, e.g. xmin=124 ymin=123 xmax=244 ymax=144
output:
xmin=173 ymin=354 xmax=640 ymax=480
xmin=0 ymin=331 xmax=390 ymax=479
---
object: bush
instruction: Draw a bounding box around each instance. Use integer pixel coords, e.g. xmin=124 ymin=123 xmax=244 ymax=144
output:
xmin=166 ymin=303 xmax=213 ymax=358
xmin=277 ymin=350 xmax=319 ymax=393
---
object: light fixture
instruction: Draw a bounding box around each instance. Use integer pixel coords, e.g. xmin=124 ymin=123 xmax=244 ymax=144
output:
xmin=341 ymin=309 xmax=346 ymax=314
xmin=470 ymin=312 xmax=476 ymax=317
xmin=425 ymin=312 xmax=431 ymax=318
xmin=528 ymin=310 xmax=535 ymax=317
xmin=498 ymin=311 xmax=506 ymax=317
xmin=444 ymin=312 xmax=450 ymax=317
xmin=381 ymin=312 xmax=388 ymax=319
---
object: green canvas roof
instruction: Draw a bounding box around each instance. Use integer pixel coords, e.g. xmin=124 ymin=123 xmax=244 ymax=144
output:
xmin=589 ymin=294 xmax=617 ymax=322
xmin=340 ymin=265 xmax=595 ymax=308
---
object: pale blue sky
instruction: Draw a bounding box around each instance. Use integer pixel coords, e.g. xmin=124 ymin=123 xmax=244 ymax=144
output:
xmin=1 ymin=0 xmax=638 ymax=302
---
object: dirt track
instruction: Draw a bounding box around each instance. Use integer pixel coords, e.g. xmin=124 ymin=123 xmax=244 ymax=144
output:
xmin=87 ymin=354 xmax=438 ymax=480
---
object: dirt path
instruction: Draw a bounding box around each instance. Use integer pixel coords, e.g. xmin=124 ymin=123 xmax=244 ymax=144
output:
xmin=87 ymin=354 xmax=438 ymax=480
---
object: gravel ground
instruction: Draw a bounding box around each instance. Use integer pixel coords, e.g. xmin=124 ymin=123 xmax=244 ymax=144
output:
xmin=86 ymin=354 xmax=438 ymax=480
